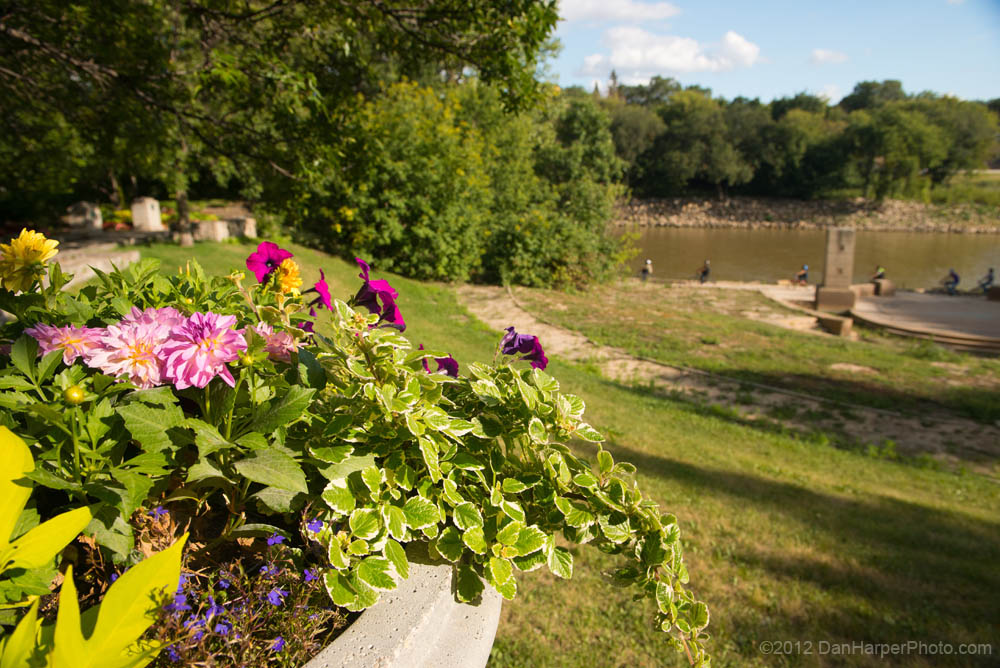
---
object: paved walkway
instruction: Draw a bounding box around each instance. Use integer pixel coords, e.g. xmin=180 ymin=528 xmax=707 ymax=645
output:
xmin=852 ymin=292 xmax=1000 ymax=347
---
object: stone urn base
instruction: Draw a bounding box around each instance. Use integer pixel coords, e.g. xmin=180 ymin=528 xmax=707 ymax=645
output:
xmin=304 ymin=559 xmax=502 ymax=668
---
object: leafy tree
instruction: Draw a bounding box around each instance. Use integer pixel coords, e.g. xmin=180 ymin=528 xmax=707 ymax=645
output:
xmin=839 ymin=79 xmax=907 ymax=112
xmin=618 ymin=76 xmax=681 ymax=107
xmin=771 ymin=92 xmax=828 ymax=120
xmin=641 ymin=90 xmax=752 ymax=198
xmin=0 ymin=0 xmax=560 ymax=229
xmin=604 ymin=102 xmax=666 ymax=183
xmin=906 ymin=96 xmax=998 ymax=182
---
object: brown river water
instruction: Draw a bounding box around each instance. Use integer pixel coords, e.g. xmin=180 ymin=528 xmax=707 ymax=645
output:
xmin=624 ymin=227 xmax=1000 ymax=290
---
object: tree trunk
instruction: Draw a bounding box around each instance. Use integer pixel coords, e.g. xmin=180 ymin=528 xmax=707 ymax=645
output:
xmin=108 ymin=170 xmax=123 ymax=208
xmin=176 ymin=189 xmax=194 ymax=247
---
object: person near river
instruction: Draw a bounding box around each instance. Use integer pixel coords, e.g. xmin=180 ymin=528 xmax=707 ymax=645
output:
xmin=640 ymin=259 xmax=652 ymax=282
xmin=977 ymin=267 xmax=994 ymax=294
xmin=943 ymin=268 xmax=960 ymax=295
xmin=794 ymin=264 xmax=809 ymax=285
xmin=697 ymin=259 xmax=710 ymax=284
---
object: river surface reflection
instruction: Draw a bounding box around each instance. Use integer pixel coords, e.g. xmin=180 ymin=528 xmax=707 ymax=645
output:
xmin=623 ymin=227 xmax=1000 ymax=290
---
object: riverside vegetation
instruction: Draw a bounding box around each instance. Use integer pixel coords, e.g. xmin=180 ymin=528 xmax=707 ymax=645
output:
xmin=0 ymin=232 xmax=709 ymax=666
xmin=138 ymin=241 xmax=999 ymax=667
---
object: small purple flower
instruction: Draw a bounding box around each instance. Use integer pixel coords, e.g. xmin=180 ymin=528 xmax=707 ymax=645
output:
xmin=271 ymin=636 xmax=286 ymax=652
xmin=304 ymin=568 xmax=318 ymax=582
xmin=306 ymin=518 xmax=323 ymax=533
xmin=167 ymin=646 xmax=181 ymax=662
xmin=246 ymin=242 xmax=293 ymax=283
xmin=165 ymin=592 xmax=191 ymax=613
xmin=305 ymin=269 xmax=333 ymax=311
xmin=500 ymin=327 xmax=548 ymax=370
xmin=353 ymin=258 xmax=406 ymax=331
xmin=148 ymin=505 xmax=167 ymax=519
xmin=267 ymin=533 xmax=286 ymax=546
xmin=260 ymin=562 xmax=278 ymax=577
xmin=109 ymin=572 xmax=119 ymax=583
xmin=217 ymin=576 xmax=231 ymax=590
xmin=214 ymin=619 xmax=232 ymax=636
xmin=205 ymin=596 xmax=225 ymax=619
xmin=267 ymin=587 xmax=288 ymax=606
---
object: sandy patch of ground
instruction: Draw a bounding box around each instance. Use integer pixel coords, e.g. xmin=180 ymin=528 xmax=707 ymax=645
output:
xmin=829 ymin=363 xmax=877 ymax=374
xmin=457 ymin=284 xmax=1000 ymax=473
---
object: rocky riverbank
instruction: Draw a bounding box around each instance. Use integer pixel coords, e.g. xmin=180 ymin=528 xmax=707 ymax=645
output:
xmin=615 ymin=197 xmax=1000 ymax=233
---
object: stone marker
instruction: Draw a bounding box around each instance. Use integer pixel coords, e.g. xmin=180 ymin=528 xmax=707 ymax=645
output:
xmin=131 ymin=197 xmax=164 ymax=232
xmin=63 ymin=201 xmax=103 ymax=230
xmin=815 ymin=227 xmax=857 ymax=312
xmin=226 ymin=217 xmax=256 ymax=239
xmin=193 ymin=220 xmax=230 ymax=242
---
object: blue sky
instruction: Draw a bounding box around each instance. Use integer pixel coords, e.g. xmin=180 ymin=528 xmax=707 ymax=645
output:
xmin=550 ymin=0 xmax=1000 ymax=103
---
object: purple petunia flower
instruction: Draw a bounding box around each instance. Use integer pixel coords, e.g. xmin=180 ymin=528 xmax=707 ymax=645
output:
xmin=271 ymin=636 xmax=286 ymax=652
xmin=267 ymin=587 xmax=288 ymax=606
xmin=160 ymin=312 xmax=247 ymax=389
xmin=267 ymin=533 xmax=285 ymax=546
xmin=246 ymin=242 xmax=294 ymax=283
xmin=306 ymin=518 xmax=323 ymax=533
xmin=304 ymin=568 xmax=318 ymax=582
xmin=418 ymin=344 xmax=459 ymax=378
xmin=353 ymin=258 xmax=406 ymax=331
xmin=500 ymin=327 xmax=548 ymax=370
xmin=305 ymin=269 xmax=333 ymax=311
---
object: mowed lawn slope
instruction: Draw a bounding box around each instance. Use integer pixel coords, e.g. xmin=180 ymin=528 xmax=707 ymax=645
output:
xmin=139 ymin=241 xmax=1000 ymax=667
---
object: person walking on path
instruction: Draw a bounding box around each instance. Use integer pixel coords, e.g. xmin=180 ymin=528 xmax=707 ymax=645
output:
xmin=794 ymin=264 xmax=809 ymax=285
xmin=697 ymin=260 xmax=710 ymax=284
xmin=977 ymin=268 xmax=994 ymax=294
xmin=640 ymin=259 xmax=653 ymax=282
xmin=943 ymin=268 xmax=960 ymax=295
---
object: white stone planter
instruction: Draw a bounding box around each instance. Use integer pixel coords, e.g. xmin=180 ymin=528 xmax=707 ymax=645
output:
xmin=304 ymin=559 xmax=502 ymax=668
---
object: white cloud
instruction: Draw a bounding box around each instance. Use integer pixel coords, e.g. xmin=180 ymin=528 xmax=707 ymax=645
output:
xmin=578 ymin=27 xmax=761 ymax=80
xmin=559 ymin=0 xmax=681 ymax=24
xmin=810 ymin=48 xmax=848 ymax=65
xmin=818 ymin=84 xmax=841 ymax=102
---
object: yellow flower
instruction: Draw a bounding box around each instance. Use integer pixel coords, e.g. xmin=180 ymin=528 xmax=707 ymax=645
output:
xmin=276 ymin=258 xmax=302 ymax=295
xmin=0 ymin=229 xmax=59 ymax=292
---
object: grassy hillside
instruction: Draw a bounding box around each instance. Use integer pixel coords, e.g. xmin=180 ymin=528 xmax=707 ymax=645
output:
xmin=139 ymin=240 xmax=1000 ymax=667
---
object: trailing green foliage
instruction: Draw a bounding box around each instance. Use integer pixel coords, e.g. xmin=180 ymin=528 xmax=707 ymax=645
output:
xmin=1 ymin=240 xmax=708 ymax=665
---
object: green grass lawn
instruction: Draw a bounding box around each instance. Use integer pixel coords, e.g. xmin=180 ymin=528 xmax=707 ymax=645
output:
xmin=138 ymin=240 xmax=1000 ymax=667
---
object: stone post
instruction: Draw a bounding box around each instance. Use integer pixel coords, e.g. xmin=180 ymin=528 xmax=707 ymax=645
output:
xmin=131 ymin=197 xmax=164 ymax=232
xmin=63 ymin=202 xmax=103 ymax=231
xmin=815 ymin=227 xmax=857 ymax=312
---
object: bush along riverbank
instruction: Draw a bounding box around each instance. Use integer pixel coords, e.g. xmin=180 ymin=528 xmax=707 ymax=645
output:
xmin=0 ymin=231 xmax=709 ymax=666
xmin=616 ymin=196 xmax=1000 ymax=232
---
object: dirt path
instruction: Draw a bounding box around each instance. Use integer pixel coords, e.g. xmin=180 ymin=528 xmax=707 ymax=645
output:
xmin=457 ymin=284 xmax=1000 ymax=473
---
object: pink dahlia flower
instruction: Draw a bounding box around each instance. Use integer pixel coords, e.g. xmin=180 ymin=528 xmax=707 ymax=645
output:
xmin=86 ymin=321 xmax=169 ymax=388
xmin=24 ymin=323 xmax=105 ymax=365
xmin=121 ymin=306 xmax=185 ymax=330
xmin=161 ymin=312 xmax=247 ymax=389
xmin=253 ymin=322 xmax=299 ymax=363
